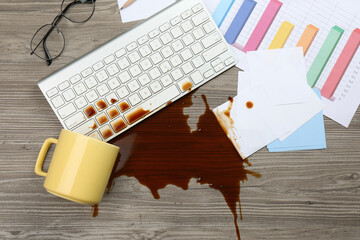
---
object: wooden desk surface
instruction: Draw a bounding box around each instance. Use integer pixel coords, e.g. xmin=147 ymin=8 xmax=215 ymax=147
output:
xmin=0 ymin=1 xmax=359 ymax=239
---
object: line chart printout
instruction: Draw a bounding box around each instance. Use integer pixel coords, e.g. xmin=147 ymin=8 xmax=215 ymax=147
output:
xmin=217 ymin=0 xmax=360 ymax=127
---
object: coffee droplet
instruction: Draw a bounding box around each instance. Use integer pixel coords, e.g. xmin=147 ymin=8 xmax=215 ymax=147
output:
xmin=246 ymin=101 xmax=253 ymax=109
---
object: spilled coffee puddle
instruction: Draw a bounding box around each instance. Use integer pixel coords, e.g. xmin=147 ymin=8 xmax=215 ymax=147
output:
xmin=108 ymin=92 xmax=261 ymax=239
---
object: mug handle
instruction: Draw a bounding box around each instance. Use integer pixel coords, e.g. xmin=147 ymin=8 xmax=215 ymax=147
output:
xmin=35 ymin=138 xmax=58 ymax=177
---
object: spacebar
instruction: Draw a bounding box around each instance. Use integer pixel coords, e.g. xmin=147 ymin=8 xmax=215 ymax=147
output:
xmin=125 ymin=85 xmax=180 ymax=125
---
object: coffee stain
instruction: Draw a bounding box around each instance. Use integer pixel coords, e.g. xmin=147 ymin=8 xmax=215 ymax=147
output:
xmin=246 ymin=101 xmax=254 ymax=109
xmin=107 ymin=92 xmax=261 ymax=239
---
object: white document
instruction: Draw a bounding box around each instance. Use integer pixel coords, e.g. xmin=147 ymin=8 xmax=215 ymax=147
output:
xmin=202 ymin=0 xmax=220 ymax=14
xmin=118 ymin=0 xmax=175 ymax=23
xmin=213 ymin=84 xmax=289 ymax=158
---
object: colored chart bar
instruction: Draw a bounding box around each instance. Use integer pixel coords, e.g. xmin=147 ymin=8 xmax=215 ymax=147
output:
xmin=321 ymin=28 xmax=360 ymax=99
xmin=296 ymin=24 xmax=319 ymax=55
xmin=307 ymin=26 xmax=344 ymax=87
xmin=268 ymin=21 xmax=294 ymax=49
xmin=243 ymin=0 xmax=283 ymax=53
xmin=224 ymin=0 xmax=257 ymax=44
xmin=212 ymin=0 xmax=235 ymax=27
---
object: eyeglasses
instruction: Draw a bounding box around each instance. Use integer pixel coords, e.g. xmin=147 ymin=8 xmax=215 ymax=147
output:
xmin=30 ymin=0 xmax=96 ymax=66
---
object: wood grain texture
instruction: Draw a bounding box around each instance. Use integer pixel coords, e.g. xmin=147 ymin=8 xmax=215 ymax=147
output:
xmin=0 ymin=1 xmax=359 ymax=239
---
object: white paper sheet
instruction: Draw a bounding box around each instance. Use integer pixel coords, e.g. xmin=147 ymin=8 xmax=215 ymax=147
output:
xmin=118 ymin=0 xmax=176 ymax=23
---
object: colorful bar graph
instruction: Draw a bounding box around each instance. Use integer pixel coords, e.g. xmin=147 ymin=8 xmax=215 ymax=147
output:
xmin=296 ymin=24 xmax=319 ymax=55
xmin=243 ymin=0 xmax=283 ymax=53
xmin=268 ymin=21 xmax=294 ymax=49
xmin=224 ymin=0 xmax=257 ymax=44
xmin=321 ymin=28 xmax=360 ymax=99
xmin=307 ymin=26 xmax=344 ymax=87
xmin=212 ymin=0 xmax=236 ymax=27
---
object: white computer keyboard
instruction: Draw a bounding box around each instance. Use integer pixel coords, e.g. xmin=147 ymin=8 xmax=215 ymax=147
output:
xmin=37 ymin=0 xmax=236 ymax=142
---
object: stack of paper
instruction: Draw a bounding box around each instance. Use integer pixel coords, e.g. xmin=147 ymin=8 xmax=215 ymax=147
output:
xmin=213 ymin=48 xmax=325 ymax=158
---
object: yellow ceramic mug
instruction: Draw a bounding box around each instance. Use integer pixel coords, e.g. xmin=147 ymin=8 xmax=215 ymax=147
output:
xmin=35 ymin=129 xmax=119 ymax=205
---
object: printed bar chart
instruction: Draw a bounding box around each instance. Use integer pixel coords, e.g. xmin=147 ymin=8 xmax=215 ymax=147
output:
xmin=296 ymin=24 xmax=319 ymax=56
xmin=224 ymin=0 xmax=257 ymax=44
xmin=321 ymin=28 xmax=360 ymax=99
xmin=212 ymin=0 xmax=236 ymax=27
xmin=268 ymin=21 xmax=294 ymax=49
xmin=243 ymin=0 xmax=283 ymax=53
xmin=307 ymin=26 xmax=344 ymax=87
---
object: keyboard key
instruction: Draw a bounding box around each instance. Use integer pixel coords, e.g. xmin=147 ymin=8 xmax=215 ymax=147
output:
xmin=51 ymin=95 xmax=65 ymax=108
xmin=118 ymin=101 xmax=130 ymax=112
xmin=149 ymin=28 xmax=160 ymax=39
xmin=63 ymin=89 xmax=76 ymax=101
xmin=88 ymin=131 xmax=102 ymax=141
xmin=192 ymin=56 xmax=205 ymax=68
xmin=211 ymin=58 xmax=222 ymax=67
xmin=202 ymin=32 xmax=221 ymax=48
xmin=160 ymin=75 xmax=173 ymax=87
xmin=149 ymin=39 xmax=162 ymax=51
xmin=111 ymin=118 xmax=127 ymax=133
xmin=170 ymin=55 xmax=183 ymax=67
xmin=137 ymin=35 xmax=148 ymax=45
xmin=181 ymin=62 xmax=194 ymax=74
xmin=178 ymin=77 xmax=193 ymax=92
xmin=160 ymin=61 xmax=172 ymax=73
xmin=107 ymin=107 xmax=119 ymax=119
xmin=74 ymin=82 xmax=87 ymax=95
xmin=116 ymin=86 xmax=130 ymax=98
xmin=193 ymin=27 xmax=205 ymax=40
xmin=97 ymin=84 xmax=110 ymax=96
xmin=126 ymin=41 xmax=137 ymax=52
xmin=70 ymin=74 xmax=82 ymax=84
xmin=84 ymin=76 xmax=97 ymax=89
xmin=64 ymin=112 xmax=85 ymax=129
xmin=125 ymin=85 xmax=180 ymax=125
xmin=46 ymin=87 xmax=58 ymax=98
xmin=100 ymin=126 xmax=113 ymax=139
xmin=115 ymin=48 xmax=126 ymax=58
xmin=170 ymin=26 xmax=183 ymax=39
xmin=191 ymin=42 xmax=204 ymax=54
xmin=128 ymin=80 xmax=140 ymax=92
xmin=95 ymin=69 xmax=109 ymax=82
xmin=117 ymin=57 xmax=130 ymax=70
xmin=74 ymin=96 xmax=87 ymax=109
xmin=129 ymin=93 xmax=141 ymax=106
xmin=96 ymin=113 xmax=108 ymax=125
xmin=214 ymin=63 xmax=225 ymax=72
xmin=170 ymin=16 xmax=181 ymax=26
xmin=149 ymin=67 xmax=161 ymax=80
xmin=139 ymin=87 xmax=152 ymax=99
xmin=225 ymin=56 xmax=236 ymax=66
xmin=182 ymin=34 xmax=195 ymax=46
xmin=95 ymin=99 xmax=108 ymax=111
xmin=84 ymin=105 xmax=97 ymax=118
xmin=160 ymin=32 xmax=173 ymax=45
xmin=139 ymin=45 xmax=152 ymax=57
xmin=180 ymin=49 xmax=193 ymax=61
xmin=192 ymin=3 xmax=203 ymax=13
xmin=129 ymin=65 xmax=142 ymax=77
xmin=191 ymin=11 xmax=209 ymax=26
xmin=159 ymin=22 xmax=171 ymax=32
xmin=204 ymin=69 xmax=214 ymax=78
xmin=140 ymin=59 xmax=152 ymax=71
xmin=74 ymin=119 xmax=97 ymax=135
xmin=150 ymin=52 xmax=163 ymax=65
xmin=171 ymin=68 xmax=184 ymax=81
xmin=93 ymin=61 xmax=104 ymax=71
xmin=86 ymin=89 xmax=99 ymax=102
xmin=104 ymin=55 xmax=115 ymax=64
xmin=190 ymin=71 xmax=204 ymax=84
xmin=128 ymin=51 xmax=141 ymax=63
xmin=172 ymin=40 xmax=184 ymax=52
xmin=119 ymin=71 xmax=131 ymax=83
xmin=107 ymin=77 xmax=120 ymax=90
xmin=106 ymin=64 xmax=120 ymax=76
xmin=150 ymin=81 xmax=162 ymax=93
xmin=58 ymin=81 xmax=70 ymax=91
xmin=181 ymin=10 xmax=193 ymax=19
xmin=203 ymin=21 xmax=215 ymax=34
xmin=203 ymin=42 xmax=227 ymax=62
xmin=138 ymin=73 xmax=151 ymax=86
xmin=181 ymin=20 xmax=194 ymax=33
xmin=105 ymin=92 xmax=119 ymax=104
xmin=58 ymin=103 xmax=76 ymax=119
xmin=161 ymin=46 xmax=174 ymax=58
xmin=81 ymin=68 xmax=93 ymax=78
